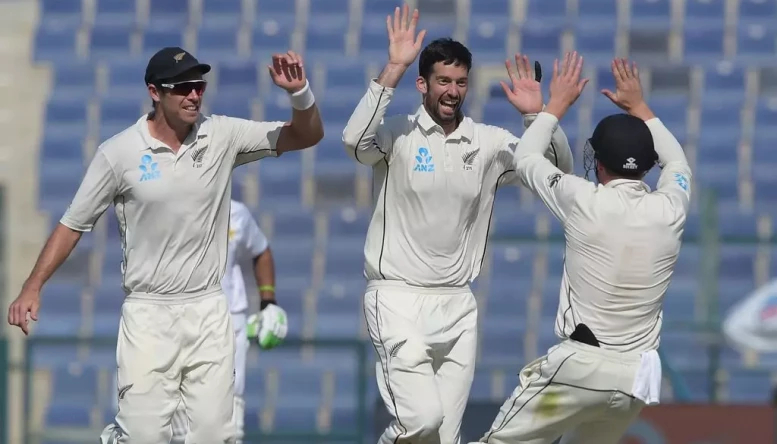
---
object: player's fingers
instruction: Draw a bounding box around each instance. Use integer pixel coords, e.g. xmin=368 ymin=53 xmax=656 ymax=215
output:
xmin=414 ymin=29 xmax=426 ymax=49
xmin=552 ymin=58 xmax=559 ymax=80
xmin=611 ymin=59 xmax=623 ymax=84
xmin=631 ymin=61 xmax=639 ymax=80
xmin=601 ymin=89 xmax=616 ymax=102
xmin=573 ymin=54 xmax=584 ymax=80
xmin=522 ymin=55 xmax=533 ymax=80
xmin=499 ymin=81 xmax=514 ymax=99
xmin=401 ymin=4 xmax=409 ymax=30
xmin=272 ymin=55 xmax=283 ymax=74
xmin=616 ymin=58 xmax=629 ymax=80
xmin=386 ymin=14 xmax=393 ymax=39
xmin=578 ymin=78 xmax=590 ymax=93
xmin=281 ymin=58 xmax=293 ymax=82
xmin=504 ymin=59 xmax=517 ymax=82
xmin=30 ymin=301 xmax=39 ymax=321
xmin=409 ymin=7 xmax=419 ymax=32
xmin=393 ymin=7 xmax=400 ymax=34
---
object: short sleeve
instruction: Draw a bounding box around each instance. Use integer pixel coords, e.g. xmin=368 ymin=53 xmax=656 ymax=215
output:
xmin=60 ymin=150 xmax=119 ymax=232
xmin=220 ymin=116 xmax=286 ymax=166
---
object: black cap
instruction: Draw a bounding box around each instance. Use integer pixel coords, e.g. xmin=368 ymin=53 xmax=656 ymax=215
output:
xmin=144 ymin=47 xmax=211 ymax=85
xmin=590 ymin=113 xmax=658 ymax=176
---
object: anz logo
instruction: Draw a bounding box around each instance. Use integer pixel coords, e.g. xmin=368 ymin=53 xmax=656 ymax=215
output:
xmin=139 ymin=154 xmax=161 ymax=182
xmin=413 ymin=147 xmax=435 ymax=172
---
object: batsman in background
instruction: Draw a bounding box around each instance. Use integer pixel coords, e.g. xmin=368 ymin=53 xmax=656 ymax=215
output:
xmin=169 ymin=199 xmax=288 ymax=443
xmin=342 ymin=4 xmax=573 ymax=443
xmin=474 ymin=54 xmax=691 ymax=444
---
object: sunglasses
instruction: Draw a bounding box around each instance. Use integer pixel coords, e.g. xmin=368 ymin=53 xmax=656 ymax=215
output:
xmin=159 ymin=80 xmax=207 ymax=96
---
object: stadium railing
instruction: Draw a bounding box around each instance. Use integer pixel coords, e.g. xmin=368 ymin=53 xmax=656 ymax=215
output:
xmin=21 ymin=336 xmax=371 ymax=444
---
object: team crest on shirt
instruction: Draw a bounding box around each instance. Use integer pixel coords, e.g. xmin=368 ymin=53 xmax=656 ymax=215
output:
xmin=228 ymin=228 xmax=236 ymax=241
xmin=190 ymin=145 xmax=208 ymax=168
xmin=462 ymin=149 xmax=479 ymax=171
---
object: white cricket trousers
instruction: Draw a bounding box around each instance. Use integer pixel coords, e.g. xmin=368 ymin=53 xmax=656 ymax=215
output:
xmin=363 ymin=280 xmax=478 ymax=444
xmin=171 ymin=312 xmax=249 ymax=444
xmin=100 ymin=289 xmax=236 ymax=444
xmin=474 ymin=340 xmax=646 ymax=444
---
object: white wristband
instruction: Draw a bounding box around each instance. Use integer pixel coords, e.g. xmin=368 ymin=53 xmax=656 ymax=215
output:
xmin=289 ymin=80 xmax=315 ymax=110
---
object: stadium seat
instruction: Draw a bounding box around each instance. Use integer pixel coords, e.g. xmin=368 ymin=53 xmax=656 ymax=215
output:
xmin=738 ymin=0 xmax=777 ymax=27
xmin=94 ymin=0 xmax=138 ymax=29
xmin=736 ymin=24 xmax=777 ymax=63
xmin=524 ymin=0 xmax=569 ymax=27
xmin=466 ymin=20 xmax=511 ymax=63
xmin=200 ymin=0 xmax=243 ymax=30
xmin=146 ymin=0 xmax=192 ymax=30
xmin=629 ymin=0 xmax=672 ymax=29
xmin=39 ymin=0 xmax=83 ymax=29
xmin=684 ymin=0 xmax=726 ymax=29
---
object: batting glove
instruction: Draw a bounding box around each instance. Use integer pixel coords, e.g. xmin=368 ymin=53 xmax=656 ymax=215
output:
xmin=247 ymin=301 xmax=288 ymax=350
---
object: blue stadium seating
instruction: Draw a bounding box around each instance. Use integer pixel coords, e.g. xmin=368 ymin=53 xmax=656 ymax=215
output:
xmin=27 ymin=0 xmax=777 ymax=439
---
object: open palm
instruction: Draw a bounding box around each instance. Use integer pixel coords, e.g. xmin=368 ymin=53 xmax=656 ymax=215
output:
xmin=387 ymin=4 xmax=426 ymax=67
xmin=501 ymin=54 xmax=544 ymax=115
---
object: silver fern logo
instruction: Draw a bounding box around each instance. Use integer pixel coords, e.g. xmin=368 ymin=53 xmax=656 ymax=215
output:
xmin=462 ymin=149 xmax=479 ymax=171
xmin=190 ymin=145 xmax=208 ymax=168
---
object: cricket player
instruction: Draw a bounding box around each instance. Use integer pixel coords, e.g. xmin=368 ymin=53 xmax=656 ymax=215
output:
xmin=166 ymin=199 xmax=287 ymax=444
xmin=7 ymin=46 xmax=322 ymax=443
xmin=472 ymin=54 xmax=692 ymax=444
xmin=342 ymin=5 xmax=573 ymax=443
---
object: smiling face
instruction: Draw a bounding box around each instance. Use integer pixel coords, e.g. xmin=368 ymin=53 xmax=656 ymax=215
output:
xmin=148 ymin=68 xmax=207 ymax=126
xmin=416 ymin=38 xmax=473 ymax=132
xmin=417 ymin=61 xmax=469 ymax=125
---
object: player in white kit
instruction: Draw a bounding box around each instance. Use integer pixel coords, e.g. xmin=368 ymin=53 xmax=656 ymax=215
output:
xmin=7 ymin=47 xmax=322 ymax=443
xmin=342 ymin=6 xmax=573 ymax=443
xmin=169 ymin=199 xmax=287 ymax=444
xmin=472 ymin=55 xmax=692 ymax=444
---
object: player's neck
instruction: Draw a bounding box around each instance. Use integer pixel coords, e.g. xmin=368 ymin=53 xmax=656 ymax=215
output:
xmin=147 ymin=111 xmax=192 ymax=152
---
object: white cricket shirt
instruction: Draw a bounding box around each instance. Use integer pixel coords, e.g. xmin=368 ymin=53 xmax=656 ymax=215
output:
xmin=60 ymin=114 xmax=284 ymax=301
xmin=514 ymin=112 xmax=692 ymax=353
xmin=223 ymin=199 xmax=269 ymax=313
xmin=342 ymin=80 xmax=574 ymax=287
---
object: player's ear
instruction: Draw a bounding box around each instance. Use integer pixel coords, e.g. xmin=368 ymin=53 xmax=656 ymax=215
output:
xmin=148 ymin=84 xmax=162 ymax=103
xmin=416 ymin=76 xmax=428 ymax=94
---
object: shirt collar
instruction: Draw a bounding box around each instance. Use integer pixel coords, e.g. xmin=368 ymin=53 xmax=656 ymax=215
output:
xmin=136 ymin=113 xmax=206 ymax=151
xmin=414 ymin=105 xmax=474 ymax=141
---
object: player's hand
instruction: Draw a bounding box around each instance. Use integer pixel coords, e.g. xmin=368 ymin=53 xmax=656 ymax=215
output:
xmin=545 ymin=51 xmax=589 ymax=119
xmin=501 ymin=54 xmax=544 ymax=115
xmin=268 ymin=51 xmax=307 ymax=94
xmin=387 ymin=4 xmax=426 ymax=67
xmin=602 ymin=58 xmax=650 ymax=116
xmin=247 ymin=304 xmax=288 ymax=350
xmin=7 ymin=286 xmax=41 ymax=335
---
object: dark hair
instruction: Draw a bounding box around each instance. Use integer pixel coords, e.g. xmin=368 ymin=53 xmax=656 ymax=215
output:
xmin=418 ymin=38 xmax=472 ymax=81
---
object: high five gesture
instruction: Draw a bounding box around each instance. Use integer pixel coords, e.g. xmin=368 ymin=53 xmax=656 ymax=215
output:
xmin=387 ymin=4 xmax=426 ymax=67
xmin=377 ymin=4 xmax=426 ymax=88
xmin=545 ymin=51 xmax=590 ymax=119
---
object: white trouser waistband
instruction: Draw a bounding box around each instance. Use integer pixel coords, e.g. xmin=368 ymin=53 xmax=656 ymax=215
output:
xmin=367 ymin=280 xmax=472 ymax=295
xmin=124 ymin=285 xmax=223 ymax=304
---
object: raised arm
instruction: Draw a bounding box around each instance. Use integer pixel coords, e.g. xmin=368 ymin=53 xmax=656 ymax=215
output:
xmin=268 ymin=52 xmax=324 ymax=155
xmin=512 ymin=52 xmax=591 ymax=221
xmin=9 ymin=148 xmax=119 ymax=334
xmin=601 ymin=58 xmax=692 ymax=218
xmin=233 ymin=51 xmax=323 ymax=166
xmin=342 ymin=5 xmax=426 ymax=165
xmin=496 ymin=54 xmax=574 ymax=185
